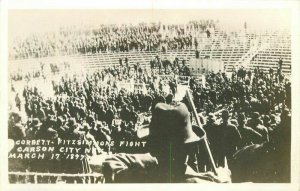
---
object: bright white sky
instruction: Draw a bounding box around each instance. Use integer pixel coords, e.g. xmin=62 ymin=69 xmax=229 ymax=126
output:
xmin=8 ymin=9 xmax=291 ymax=41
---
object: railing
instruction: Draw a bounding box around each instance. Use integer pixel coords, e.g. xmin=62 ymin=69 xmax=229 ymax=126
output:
xmin=8 ymin=171 xmax=104 ymax=184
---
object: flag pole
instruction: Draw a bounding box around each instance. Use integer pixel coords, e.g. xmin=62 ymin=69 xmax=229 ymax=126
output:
xmin=185 ymin=89 xmax=218 ymax=175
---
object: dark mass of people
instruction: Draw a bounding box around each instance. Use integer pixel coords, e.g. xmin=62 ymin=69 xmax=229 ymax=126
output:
xmin=10 ymin=20 xmax=216 ymax=59
xmin=8 ymin=50 xmax=291 ymax=183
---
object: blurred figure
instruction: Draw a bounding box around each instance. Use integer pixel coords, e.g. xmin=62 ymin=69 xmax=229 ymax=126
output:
xmin=102 ymin=103 xmax=231 ymax=183
xmin=214 ymin=110 xmax=242 ymax=167
xmin=237 ymin=113 xmax=263 ymax=146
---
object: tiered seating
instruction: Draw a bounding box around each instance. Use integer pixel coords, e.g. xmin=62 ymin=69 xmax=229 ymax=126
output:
xmin=9 ymin=29 xmax=291 ymax=77
xmin=73 ymin=50 xmax=196 ymax=71
xmin=248 ymin=30 xmax=291 ymax=74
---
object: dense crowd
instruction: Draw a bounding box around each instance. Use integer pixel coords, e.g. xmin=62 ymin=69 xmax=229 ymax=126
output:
xmin=8 ymin=54 xmax=291 ymax=182
xmin=9 ymin=56 xmax=189 ymax=143
xmin=10 ymin=20 xmax=216 ymax=59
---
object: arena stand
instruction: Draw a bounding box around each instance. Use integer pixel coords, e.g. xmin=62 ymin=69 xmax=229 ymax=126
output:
xmin=9 ymin=29 xmax=291 ymax=77
xmin=249 ymin=30 xmax=291 ymax=74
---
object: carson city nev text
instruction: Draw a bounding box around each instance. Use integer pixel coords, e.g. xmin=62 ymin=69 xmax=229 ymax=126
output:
xmin=8 ymin=140 xmax=147 ymax=160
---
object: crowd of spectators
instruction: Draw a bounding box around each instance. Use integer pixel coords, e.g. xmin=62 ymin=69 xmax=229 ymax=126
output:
xmin=8 ymin=54 xmax=291 ymax=183
xmin=9 ymin=20 xmax=216 ymax=59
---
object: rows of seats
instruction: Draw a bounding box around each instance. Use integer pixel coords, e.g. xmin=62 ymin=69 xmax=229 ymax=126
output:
xmin=9 ymin=30 xmax=291 ymax=76
xmin=248 ymin=30 xmax=291 ymax=74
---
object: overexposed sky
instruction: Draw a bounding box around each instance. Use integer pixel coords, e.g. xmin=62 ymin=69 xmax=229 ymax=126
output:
xmin=8 ymin=9 xmax=291 ymax=40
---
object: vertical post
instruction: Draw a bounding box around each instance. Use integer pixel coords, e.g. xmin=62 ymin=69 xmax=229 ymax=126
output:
xmin=185 ymin=90 xmax=217 ymax=175
xmin=34 ymin=174 xmax=37 ymax=184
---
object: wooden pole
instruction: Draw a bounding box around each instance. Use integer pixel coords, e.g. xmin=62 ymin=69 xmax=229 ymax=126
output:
xmin=185 ymin=89 xmax=217 ymax=175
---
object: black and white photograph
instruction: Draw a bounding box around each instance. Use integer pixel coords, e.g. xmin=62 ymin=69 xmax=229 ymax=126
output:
xmin=1 ymin=1 xmax=300 ymax=189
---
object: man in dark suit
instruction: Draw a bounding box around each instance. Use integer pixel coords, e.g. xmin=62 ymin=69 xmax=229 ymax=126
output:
xmin=62 ymin=118 xmax=90 ymax=183
xmin=8 ymin=112 xmax=26 ymax=141
xmin=237 ymin=113 xmax=263 ymax=146
xmin=8 ymin=112 xmax=26 ymax=183
xmin=214 ymin=110 xmax=242 ymax=167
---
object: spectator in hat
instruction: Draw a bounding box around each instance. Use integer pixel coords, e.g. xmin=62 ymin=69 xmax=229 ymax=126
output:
xmin=237 ymin=113 xmax=263 ymax=146
xmin=203 ymin=113 xmax=219 ymax=162
xmin=37 ymin=102 xmax=46 ymax=122
xmin=26 ymin=117 xmax=53 ymax=183
xmin=8 ymin=112 xmax=26 ymax=141
xmin=271 ymin=108 xmax=291 ymax=145
xmin=8 ymin=112 xmax=27 ymax=183
xmin=36 ymin=115 xmax=58 ymax=139
xmin=31 ymin=103 xmax=39 ymax=119
xmin=26 ymin=118 xmax=42 ymax=139
xmin=247 ymin=112 xmax=269 ymax=143
xmin=65 ymin=118 xmax=81 ymax=137
xmin=62 ymin=118 xmax=89 ymax=183
xmin=129 ymin=106 xmax=138 ymax=125
xmin=102 ymin=102 xmax=231 ymax=183
xmin=93 ymin=121 xmax=111 ymax=145
xmin=55 ymin=116 xmax=68 ymax=139
xmin=105 ymin=105 xmax=115 ymax=127
xmin=80 ymin=123 xmax=103 ymax=155
xmin=269 ymin=114 xmax=278 ymax=129
xmin=214 ymin=110 xmax=242 ymax=167
xmin=203 ymin=113 xmax=218 ymax=141
xmin=86 ymin=114 xmax=96 ymax=129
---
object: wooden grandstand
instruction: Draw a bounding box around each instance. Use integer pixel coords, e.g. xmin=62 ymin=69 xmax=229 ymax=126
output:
xmin=9 ymin=29 xmax=291 ymax=76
